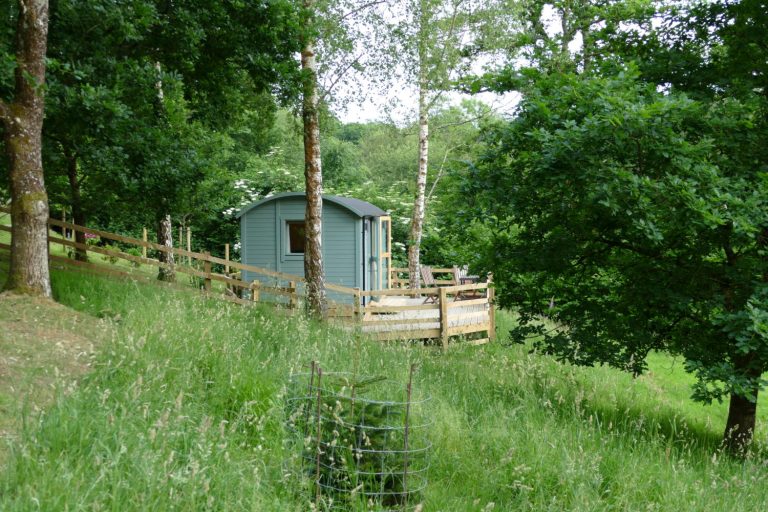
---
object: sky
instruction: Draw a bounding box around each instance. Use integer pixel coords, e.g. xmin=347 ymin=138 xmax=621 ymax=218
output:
xmin=327 ymin=3 xmax=567 ymax=126
xmin=333 ymin=84 xmax=521 ymax=125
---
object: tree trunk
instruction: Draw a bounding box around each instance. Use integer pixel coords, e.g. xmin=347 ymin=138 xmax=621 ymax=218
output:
xmin=0 ymin=0 xmax=51 ymax=297
xmin=723 ymin=390 xmax=758 ymax=455
xmin=408 ymin=49 xmax=430 ymax=290
xmin=301 ymin=0 xmax=327 ymax=319
xmin=157 ymin=214 xmax=176 ymax=282
xmin=64 ymin=148 xmax=88 ymax=261
xmin=723 ymin=354 xmax=761 ymax=455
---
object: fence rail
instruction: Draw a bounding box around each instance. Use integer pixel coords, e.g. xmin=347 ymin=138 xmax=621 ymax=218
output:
xmin=1 ymin=207 xmax=495 ymax=346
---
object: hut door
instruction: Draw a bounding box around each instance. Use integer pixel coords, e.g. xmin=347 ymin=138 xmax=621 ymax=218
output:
xmin=379 ymin=216 xmax=391 ymax=289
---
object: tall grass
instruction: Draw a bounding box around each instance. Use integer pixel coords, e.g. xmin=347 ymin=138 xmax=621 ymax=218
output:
xmin=2 ymin=267 xmax=768 ymax=511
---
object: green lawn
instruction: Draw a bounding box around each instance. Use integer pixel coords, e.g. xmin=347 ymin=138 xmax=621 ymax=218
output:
xmin=0 ymin=258 xmax=767 ymax=511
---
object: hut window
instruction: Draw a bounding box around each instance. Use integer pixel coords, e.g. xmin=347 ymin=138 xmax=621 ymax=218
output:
xmin=286 ymin=221 xmax=305 ymax=254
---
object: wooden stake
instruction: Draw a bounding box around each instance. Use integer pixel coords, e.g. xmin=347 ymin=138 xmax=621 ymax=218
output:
xmin=251 ymin=280 xmax=260 ymax=302
xmin=203 ymin=252 xmax=212 ymax=292
xmin=354 ymin=288 xmax=361 ymax=322
xmin=61 ymin=211 xmax=67 ymax=252
xmin=487 ymin=272 xmax=496 ymax=341
xmin=186 ymin=227 xmax=191 ymax=264
xmin=289 ymin=281 xmax=297 ymax=309
xmin=439 ymin=287 xmax=449 ymax=350
xmin=402 ymin=363 xmax=416 ymax=511
xmin=224 ymin=243 xmax=230 ymax=274
xmin=314 ymin=367 xmax=323 ymax=506
xmin=142 ymin=227 xmax=147 ymax=259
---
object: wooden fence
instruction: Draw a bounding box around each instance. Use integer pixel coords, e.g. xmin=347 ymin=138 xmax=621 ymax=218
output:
xmin=0 ymin=208 xmax=495 ymax=346
xmin=0 ymin=207 xmax=358 ymax=308
xmin=347 ymin=280 xmax=495 ymax=348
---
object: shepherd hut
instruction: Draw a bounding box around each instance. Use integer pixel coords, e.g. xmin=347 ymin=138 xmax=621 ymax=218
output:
xmin=237 ymin=193 xmax=392 ymax=300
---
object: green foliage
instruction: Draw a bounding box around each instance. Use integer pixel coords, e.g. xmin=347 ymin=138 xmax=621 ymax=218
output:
xmin=463 ymin=68 xmax=768 ymax=407
xmin=288 ymin=374 xmax=418 ymax=509
xmin=100 ymin=245 xmax=121 ymax=265
xmin=125 ymin=247 xmax=143 ymax=268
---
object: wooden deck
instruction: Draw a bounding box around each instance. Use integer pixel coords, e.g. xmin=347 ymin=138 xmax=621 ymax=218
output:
xmin=341 ymin=280 xmax=496 ymax=346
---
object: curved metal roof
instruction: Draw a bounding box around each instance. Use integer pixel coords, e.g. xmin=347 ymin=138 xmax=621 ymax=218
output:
xmin=236 ymin=192 xmax=387 ymax=219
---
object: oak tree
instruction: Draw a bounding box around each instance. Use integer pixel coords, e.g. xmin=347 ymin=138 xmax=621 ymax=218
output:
xmin=0 ymin=0 xmax=51 ymax=296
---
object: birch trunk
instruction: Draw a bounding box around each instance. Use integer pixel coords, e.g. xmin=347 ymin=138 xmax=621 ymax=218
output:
xmin=64 ymin=148 xmax=88 ymax=261
xmin=151 ymin=61 xmax=176 ymax=282
xmin=301 ymin=0 xmax=327 ymax=318
xmin=408 ymin=26 xmax=430 ymax=290
xmin=157 ymin=214 xmax=176 ymax=282
xmin=1 ymin=0 xmax=51 ymax=297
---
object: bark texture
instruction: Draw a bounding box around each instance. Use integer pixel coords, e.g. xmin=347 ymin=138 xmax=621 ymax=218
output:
xmin=301 ymin=0 xmax=327 ymax=319
xmin=408 ymin=52 xmax=430 ymax=290
xmin=157 ymin=214 xmax=176 ymax=282
xmin=723 ymin=389 xmax=758 ymax=455
xmin=64 ymin=149 xmax=88 ymax=261
xmin=722 ymin=353 xmax=761 ymax=455
xmin=1 ymin=0 xmax=52 ymax=297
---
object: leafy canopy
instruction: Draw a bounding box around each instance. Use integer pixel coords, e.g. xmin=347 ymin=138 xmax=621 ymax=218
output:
xmin=464 ymin=68 xmax=768 ymax=404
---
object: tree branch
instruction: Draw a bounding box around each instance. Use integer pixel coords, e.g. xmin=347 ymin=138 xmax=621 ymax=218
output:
xmin=597 ymin=236 xmax=663 ymax=259
xmin=339 ymin=0 xmax=390 ymax=21
xmin=426 ymin=144 xmax=464 ymax=203
xmin=321 ymin=52 xmax=364 ymax=100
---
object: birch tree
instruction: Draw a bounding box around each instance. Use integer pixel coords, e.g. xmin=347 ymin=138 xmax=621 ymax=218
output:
xmin=394 ymin=0 xmax=515 ymax=288
xmin=0 ymin=0 xmax=51 ymax=297
xmin=301 ymin=0 xmax=327 ymax=318
xmin=299 ymin=0 xmax=389 ymax=317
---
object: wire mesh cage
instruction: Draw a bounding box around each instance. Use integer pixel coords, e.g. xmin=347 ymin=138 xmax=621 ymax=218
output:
xmin=285 ymin=364 xmax=430 ymax=511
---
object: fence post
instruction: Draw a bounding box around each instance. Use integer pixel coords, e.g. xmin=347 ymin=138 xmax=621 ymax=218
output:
xmin=186 ymin=227 xmax=191 ymax=265
xmin=439 ymin=287 xmax=449 ymax=350
xmin=487 ymin=272 xmax=495 ymax=341
xmin=354 ymin=288 xmax=362 ymax=323
xmin=224 ymin=243 xmax=230 ymax=274
xmin=251 ymin=280 xmax=260 ymax=303
xmin=289 ymin=281 xmax=297 ymax=309
xmin=203 ymin=251 xmax=212 ymax=292
xmin=142 ymin=227 xmax=147 ymax=259
xmin=61 ymin=211 xmax=67 ymax=253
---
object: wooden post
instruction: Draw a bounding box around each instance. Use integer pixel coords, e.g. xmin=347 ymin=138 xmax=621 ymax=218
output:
xmin=289 ymin=281 xmax=297 ymax=309
xmin=186 ymin=227 xmax=191 ymax=265
xmin=142 ymin=227 xmax=148 ymax=259
xmin=354 ymin=288 xmax=362 ymax=323
xmin=203 ymin=251 xmax=212 ymax=292
xmin=178 ymin=226 xmax=183 ymax=251
xmin=224 ymin=243 xmax=230 ymax=274
xmin=439 ymin=287 xmax=449 ymax=350
xmin=61 ymin=211 xmax=67 ymax=252
xmin=251 ymin=280 xmax=260 ymax=303
xmin=487 ymin=272 xmax=496 ymax=341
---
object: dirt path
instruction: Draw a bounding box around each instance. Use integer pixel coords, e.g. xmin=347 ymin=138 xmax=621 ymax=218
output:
xmin=0 ymin=293 xmax=110 ymax=463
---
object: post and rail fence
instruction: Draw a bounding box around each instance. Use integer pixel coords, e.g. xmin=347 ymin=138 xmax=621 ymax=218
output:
xmin=0 ymin=206 xmax=494 ymax=346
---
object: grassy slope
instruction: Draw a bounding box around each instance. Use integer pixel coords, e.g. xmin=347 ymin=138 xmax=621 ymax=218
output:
xmin=0 ymin=293 xmax=111 ymax=462
xmin=0 ymin=259 xmax=767 ymax=510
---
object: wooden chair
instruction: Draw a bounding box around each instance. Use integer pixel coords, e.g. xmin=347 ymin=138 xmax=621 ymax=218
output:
xmin=452 ymin=265 xmax=479 ymax=301
xmin=420 ymin=265 xmax=438 ymax=303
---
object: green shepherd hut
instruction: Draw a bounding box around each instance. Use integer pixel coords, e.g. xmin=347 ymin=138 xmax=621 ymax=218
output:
xmin=237 ymin=193 xmax=392 ymax=302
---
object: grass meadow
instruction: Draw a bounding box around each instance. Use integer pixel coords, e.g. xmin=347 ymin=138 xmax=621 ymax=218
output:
xmin=1 ymin=262 xmax=768 ymax=510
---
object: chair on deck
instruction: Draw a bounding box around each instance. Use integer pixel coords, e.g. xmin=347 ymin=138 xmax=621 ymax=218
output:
xmin=420 ymin=265 xmax=438 ymax=303
xmin=453 ymin=265 xmax=480 ymax=301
